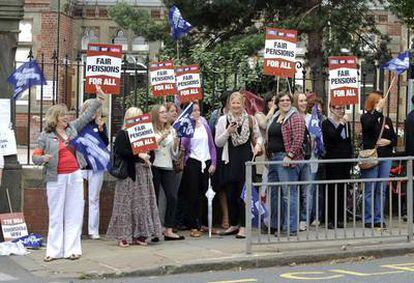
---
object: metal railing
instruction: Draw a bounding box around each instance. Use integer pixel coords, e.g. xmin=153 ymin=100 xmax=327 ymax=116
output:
xmin=245 ymin=156 xmax=414 ymax=254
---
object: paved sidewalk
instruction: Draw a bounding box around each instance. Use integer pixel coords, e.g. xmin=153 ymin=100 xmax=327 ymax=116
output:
xmin=7 ymin=229 xmax=414 ymax=280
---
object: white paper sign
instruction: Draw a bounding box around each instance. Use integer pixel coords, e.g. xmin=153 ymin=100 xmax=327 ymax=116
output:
xmin=0 ymin=129 xmax=18 ymax=156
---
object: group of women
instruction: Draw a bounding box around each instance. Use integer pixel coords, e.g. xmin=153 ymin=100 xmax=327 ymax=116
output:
xmin=33 ymin=85 xmax=397 ymax=261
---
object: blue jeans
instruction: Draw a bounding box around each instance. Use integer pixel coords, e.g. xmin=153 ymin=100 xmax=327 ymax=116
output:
xmin=361 ymin=160 xmax=392 ymax=224
xmin=299 ymin=164 xmax=313 ymax=223
xmin=268 ymin=152 xmax=300 ymax=232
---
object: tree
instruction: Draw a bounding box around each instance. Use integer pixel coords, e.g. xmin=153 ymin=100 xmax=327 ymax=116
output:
xmin=388 ymin=0 xmax=414 ymax=30
xmin=109 ymin=1 xmax=387 ymax=105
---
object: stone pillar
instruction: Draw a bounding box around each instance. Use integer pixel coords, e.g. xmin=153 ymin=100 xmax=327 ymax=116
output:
xmin=0 ymin=0 xmax=24 ymax=216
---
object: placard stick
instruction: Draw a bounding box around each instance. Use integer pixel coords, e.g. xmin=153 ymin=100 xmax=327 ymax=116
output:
xmin=6 ymin=189 xmax=13 ymax=214
xmin=286 ymin=78 xmax=292 ymax=95
xmin=384 ymin=73 xmax=396 ymax=100
xmin=276 ymin=77 xmax=280 ymax=94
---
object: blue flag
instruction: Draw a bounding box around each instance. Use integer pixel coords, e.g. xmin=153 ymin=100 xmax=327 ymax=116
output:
xmin=7 ymin=60 xmax=47 ymax=100
xmin=168 ymin=5 xmax=192 ymax=40
xmin=70 ymin=124 xmax=110 ymax=172
xmin=381 ymin=51 xmax=410 ymax=75
xmin=172 ymin=102 xmax=196 ymax=138
xmin=241 ymin=185 xmax=268 ymax=227
xmin=308 ymin=104 xmax=324 ymax=158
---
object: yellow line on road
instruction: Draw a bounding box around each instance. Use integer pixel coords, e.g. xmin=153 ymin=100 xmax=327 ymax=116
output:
xmin=330 ymin=269 xmax=404 ymax=276
xmin=208 ymin=279 xmax=258 ymax=283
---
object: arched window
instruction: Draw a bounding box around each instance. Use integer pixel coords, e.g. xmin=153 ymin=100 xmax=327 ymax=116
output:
xmin=113 ymin=30 xmax=128 ymax=51
xmin=81 ymin=28 xmax=98 ymax=50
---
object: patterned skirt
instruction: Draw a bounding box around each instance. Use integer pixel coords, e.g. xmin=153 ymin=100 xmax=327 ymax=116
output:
xmin=106 ymin=163 xmax=162 ymax=241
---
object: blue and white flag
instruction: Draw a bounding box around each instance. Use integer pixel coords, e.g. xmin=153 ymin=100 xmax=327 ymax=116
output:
xmin=381 ymin=51 xmax=410 ymax=75
xmin=7 ymin=60 xmax=46 ymax=100
xmin=172 ymin=102 xmax=196 ymax=138
xmin=70 ymin=124 xmax=110 ymax=172
xmin=168 ymin=5 xmax=193 ymax=40
xmin=241 ymin=185 xmax=268 ymax=227
xmin=308 ymin=104 xmax=324 ymax=158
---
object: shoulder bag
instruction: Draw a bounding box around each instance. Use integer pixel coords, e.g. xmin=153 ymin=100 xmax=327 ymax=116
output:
xmin=108 ymin=131 xmax=129 ymax=179
xmin=358 ymin=117 xmax=386 ymax=170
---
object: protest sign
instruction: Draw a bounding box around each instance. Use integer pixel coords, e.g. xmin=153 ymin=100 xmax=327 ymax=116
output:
xmin=175 ymin=64 xmax=202 ymax=103
xmin=149 ymin=61 xmax=177 ymax=97
xmin=0 ymin=129 xmax=17 ymax=156
xmin=329 ymin=56 xmax=359 ymax=106
xmin=126 ymin=114 xmax=158 ymax=155
xmin=0 ymin=213 xmax=28 ymax=241
xmin=263 ymin=27 xmax=297 ymax=78
xmin=86 ymin=43 xmax=122 ymax=94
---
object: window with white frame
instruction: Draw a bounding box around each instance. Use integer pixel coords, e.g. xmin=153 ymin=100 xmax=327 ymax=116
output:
xmin=18 ymin=20 xmax=32 ymax=43
xmin=81 ymin=28 xmax=98 ymax=50
xmin=113 ymin=30 xmax=128 ymax=51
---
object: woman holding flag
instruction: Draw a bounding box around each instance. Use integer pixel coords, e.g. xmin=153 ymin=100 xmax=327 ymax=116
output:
xmin=151 ymin=104 xmax=184 ymax=240
xmin=32 ymin=87 xmax=105 ymax=262
xmin=215 ymin=91 xmax=263 ymax=238
xmin=181 ymin=102 xmax=216 ymax=237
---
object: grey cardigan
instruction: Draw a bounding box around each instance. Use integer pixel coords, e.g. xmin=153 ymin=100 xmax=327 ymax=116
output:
xmin=32 ymin=99 xmax=102 ymax=182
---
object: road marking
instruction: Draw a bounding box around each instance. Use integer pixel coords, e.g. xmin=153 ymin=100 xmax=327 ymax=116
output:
xmin=330 ymin=269 xmax=404 ymax=276
xmin=280 ymin=271 xmax=343 ymax=280
xmin=0 ymin=272 xmax=18 ymax=281
xmin=382 ymin=263 xmax=414 ymax=271
xmin=208 ymin=279 xmax=258 ymax=283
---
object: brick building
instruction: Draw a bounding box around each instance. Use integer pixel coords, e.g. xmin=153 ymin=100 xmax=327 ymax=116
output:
xmin=15 ymin=0 xmax=164 ymax=145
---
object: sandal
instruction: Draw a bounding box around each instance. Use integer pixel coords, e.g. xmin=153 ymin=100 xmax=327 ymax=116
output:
xmin=68 ymin=254 xmax=81 ymax=260
xmin=43 ymin=256 xmax=57 ymax=262
xmin=118 ymin=239 xmax=129 ymax=247
xmin=133 ymin=237 xmax=148 ymax=246
xmin=221 ymin=221 xmax=230 ymax=229
xmin=190 ymin=229 xmax=202 ymax=237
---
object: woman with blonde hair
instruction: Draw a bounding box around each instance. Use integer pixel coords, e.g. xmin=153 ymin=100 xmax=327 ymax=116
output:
xmin=151 ymin=104 xmax=184 ymax=240
xmin=215 ymin=91 xmax=263 ymax=238
xmin=106 ymin=107 xmax=162 ymax=247
xmin=32 ymin=87 xmax=105 ymax=262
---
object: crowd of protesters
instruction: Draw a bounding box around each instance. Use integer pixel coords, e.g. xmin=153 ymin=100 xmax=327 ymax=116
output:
xmin=33 ymin=84 xmax=406 ymax=261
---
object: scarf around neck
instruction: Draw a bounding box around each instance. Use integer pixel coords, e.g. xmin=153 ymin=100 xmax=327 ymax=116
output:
xmin=227 ymin=111 xmax=250 ymax=146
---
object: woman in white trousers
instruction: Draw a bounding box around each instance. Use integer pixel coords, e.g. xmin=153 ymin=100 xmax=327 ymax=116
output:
xmin=32 ymin=87 xmax=105 ymax=262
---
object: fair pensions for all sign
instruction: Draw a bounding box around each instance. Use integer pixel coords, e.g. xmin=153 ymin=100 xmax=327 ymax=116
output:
xmin=126 ymin=114 xmax=158 ymax=155
xmin=86 ymin=43 xmax=122 ymax=94
xmin=175 ymin=65 xmax=202 ymax=103
xmin=329 ymin=56 xmax=359 ymax=106
xmin=263 ymin=27 xmax=297 ymax=78
xmin=149 ymin=61 xmax=177 ymax=97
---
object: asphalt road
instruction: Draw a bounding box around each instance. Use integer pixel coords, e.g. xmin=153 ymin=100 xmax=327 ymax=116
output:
xmin=3 ymin=254 xmax=414 ymax=282
xmin=82 ymin=254 xmax=414 ymax=283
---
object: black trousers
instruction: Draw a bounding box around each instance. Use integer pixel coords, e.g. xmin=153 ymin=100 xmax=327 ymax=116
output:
xmin=182 ymin=158 xmax=211 ymax=229
xmin=325 ymin=163 xmax=351 ymax=224
xmin=152 ymin=167 xmax=178 ymax=228
xmin=226 ymin=181 xmax=245 ymax=227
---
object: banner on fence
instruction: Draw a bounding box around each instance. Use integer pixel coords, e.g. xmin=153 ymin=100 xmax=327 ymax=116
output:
xmin=0 ymin=213 xmax=28 ymax=241
xmin=263 ymin=27 xmax=297 ymax=78
xmin=329 ymin=56 xmax=359 ymax=106
xmin=175 ymin=65 xmax=202 ymax=103
xmin=126 ymin=114 xmax=158 ymax=155
xmin=86 ymin=43 xmax=122 ymax=95
xmin=149 ymin=61 xmax=177 ymax=97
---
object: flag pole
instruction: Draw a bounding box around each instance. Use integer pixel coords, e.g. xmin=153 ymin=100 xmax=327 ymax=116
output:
xmin=384 ymin=73 xmax=396 ymax=100
xmin=176 ymin=40 xmax=180 ymax=61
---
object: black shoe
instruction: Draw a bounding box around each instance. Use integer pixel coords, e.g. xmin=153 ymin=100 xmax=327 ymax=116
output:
xmin=220 ymin=228 xmax=239 ymax=236
xmin=151 ymin=237 xmax=160 ymax=243
xmin=337 ymin=222 xmax=344 ymax=228
xmin=374 ymin=222 xmax=387 ymax=228
xmin=261 ymin=227 xmax=277 ymax=234
xmin=327 ymin=223 xmax=335 ymax=229
xmin=364 ymin=223 xmax=374 ymax=228
xmin=164 ymin=235 xmax=185 ymax=241
xmin=235 ymin=234 xmax=246 ymax=239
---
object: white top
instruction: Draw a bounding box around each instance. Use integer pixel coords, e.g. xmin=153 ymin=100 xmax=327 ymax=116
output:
xmin=0 ymin=154 xmax=4 ymax=169
xmin=153 ymin=128 xmax=178 ymax=170
xmin=189 ymin=125 xmax=211 ymax=172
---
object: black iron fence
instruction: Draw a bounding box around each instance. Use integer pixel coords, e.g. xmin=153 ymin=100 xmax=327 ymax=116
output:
xmin=14 ymin=50 xmax=408 ymax=164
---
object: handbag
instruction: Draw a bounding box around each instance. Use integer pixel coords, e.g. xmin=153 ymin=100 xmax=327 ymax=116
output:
xmin=358 ymin=117 xmax=386 ymax=170
xmin=173 ymin=148 xmax=185 ymax=172
xmin=108 ymin=132 xmax=129 ymax=179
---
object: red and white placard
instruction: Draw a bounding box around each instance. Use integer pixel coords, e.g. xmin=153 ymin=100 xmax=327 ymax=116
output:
xmin=125 ymin=114 xmax=158 ymax=155
xmin=263 ymin=27 xmax=297 ymax=78
xmin=85 ymin=43 xmax=122 ymax=94
xmin=329 ymin=56 xmax=359 ymax=106
xmin=149 ymin=61 xmax=177 ymax=97
xmin=175 ymin=64 xmax=202 ymax=103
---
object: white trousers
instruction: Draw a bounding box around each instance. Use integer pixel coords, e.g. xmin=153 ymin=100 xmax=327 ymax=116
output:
xmin=46 ymin=170 xmax=84 ymax=258
xmin=82 ymin=170 xmax=104 ymax=236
